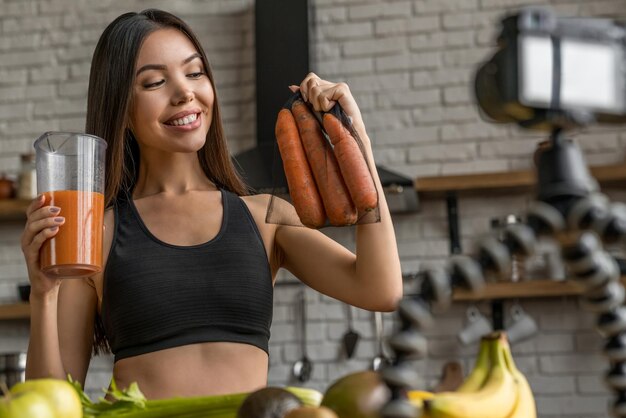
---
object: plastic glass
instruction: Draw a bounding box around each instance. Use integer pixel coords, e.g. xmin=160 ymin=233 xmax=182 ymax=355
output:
xmin=34 ymin=132 xmax=107 ymax=278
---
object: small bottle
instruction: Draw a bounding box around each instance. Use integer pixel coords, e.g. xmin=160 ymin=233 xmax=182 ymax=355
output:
xmin=17 ymin=153 xmax=37 ymax=200
xmin=505 ymin=214 xmax=525 ymax=282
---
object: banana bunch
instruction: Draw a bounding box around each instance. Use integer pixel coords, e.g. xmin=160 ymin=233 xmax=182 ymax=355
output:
xmin=408 ymin=332 xmax=536 ymax=418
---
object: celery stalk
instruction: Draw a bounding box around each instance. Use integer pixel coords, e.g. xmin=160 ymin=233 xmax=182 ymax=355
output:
xmin=85 ymin=393 xmax=248 ymax=418
xmin=71 ymin=375 xmax=322 ymax=418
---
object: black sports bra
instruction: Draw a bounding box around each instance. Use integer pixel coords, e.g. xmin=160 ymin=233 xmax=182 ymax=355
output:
xmin=101 ymin=189 xmax=273 ymax=362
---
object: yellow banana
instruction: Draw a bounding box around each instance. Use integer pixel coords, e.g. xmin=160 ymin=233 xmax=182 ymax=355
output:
xmin=408 ymin=390 xmax=435 ymax=413
xmin=409 ymin=390 xmax=435 ymax=402
xmin=456 ymin=337 xmax=492 ymax=393
xmin=500 ymin=338 xmax=537 ymax=418
xmin=426 ymin=334 xmax=519 ymax=418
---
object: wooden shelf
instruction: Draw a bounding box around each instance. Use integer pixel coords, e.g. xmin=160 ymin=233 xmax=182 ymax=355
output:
xmin=0 ymin=199 xmax=30 ymax=221
xmin=415 ymin=163 xmax=626 ymax=198
xmin=453 ymin=277 xmax=626 ymax=301
xmin=0 ymin=303 xmax=30 ymax=320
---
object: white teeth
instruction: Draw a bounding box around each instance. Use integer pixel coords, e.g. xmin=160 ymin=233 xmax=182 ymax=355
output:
xmin=169 ymin=113 xmax=197 ymax=126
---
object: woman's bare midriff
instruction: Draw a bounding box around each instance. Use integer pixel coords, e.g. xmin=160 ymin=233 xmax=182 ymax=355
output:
xmin=110 ymin=341 xmax=269 ymax=399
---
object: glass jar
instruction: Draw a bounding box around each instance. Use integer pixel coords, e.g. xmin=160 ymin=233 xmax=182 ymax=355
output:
xmin=0 ymin=173 xmax=15 ymax=199
xmin=17 ymin=153 xmax=37 ymax=200
xmin=504 ymin=214 xmax=525 ymax=282
xmin=490 ymin=214 xmax=525 ymax=282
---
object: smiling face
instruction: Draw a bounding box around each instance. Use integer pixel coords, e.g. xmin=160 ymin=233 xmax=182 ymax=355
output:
xmin=130 ymin=28 xmax=214 ymax=154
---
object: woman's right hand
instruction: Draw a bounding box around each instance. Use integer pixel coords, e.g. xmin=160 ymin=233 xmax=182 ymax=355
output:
xmin=21 ymin=194 xmax=66 ymax=298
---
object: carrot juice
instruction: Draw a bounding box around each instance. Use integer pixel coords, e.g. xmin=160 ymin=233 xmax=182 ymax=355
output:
xmin=40 ymin=189 xmax=104 ymax=278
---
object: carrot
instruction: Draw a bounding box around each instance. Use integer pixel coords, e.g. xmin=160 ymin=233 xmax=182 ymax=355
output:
xmin=323 ymin=112 xmax=378 ymax=213
xmin=291 ymin=100 xmax=357 ymax=226
xmin=275 ymin=108 xmax=327 ymax=228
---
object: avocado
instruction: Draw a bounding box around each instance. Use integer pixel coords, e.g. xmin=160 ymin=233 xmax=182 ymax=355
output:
xmin=237 ymin=387 xmax=304 ymax=418
xmin=284 ymin=406 xmax=339 ymax=418
xmin=321 ymin=371 xmax=391 ymax=418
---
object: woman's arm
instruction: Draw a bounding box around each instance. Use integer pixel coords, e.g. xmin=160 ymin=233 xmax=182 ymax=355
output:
xmin=57 ymin=277 xmax=100 ymax=385
xmin=23 ymin=203 xmax=113 ymax=385
xmin=26 ymin=288 xmax=65 ymax=379
xmin=21 ymin=195 xmax=66 ymax=379
xmin=275 ymin=74 xmax=403 ymax=311
xmin=27 ymin=279 xmax=98 ymax=384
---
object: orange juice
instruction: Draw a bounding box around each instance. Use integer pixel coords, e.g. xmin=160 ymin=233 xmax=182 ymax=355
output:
xmin=40 ymin=190 xmax=104 ymax=278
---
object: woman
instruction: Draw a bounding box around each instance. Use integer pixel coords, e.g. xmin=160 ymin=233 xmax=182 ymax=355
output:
xmin=20 ymin=9 xmax=402 ymax=399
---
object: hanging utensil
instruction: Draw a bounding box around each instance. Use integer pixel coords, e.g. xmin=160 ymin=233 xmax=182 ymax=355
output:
xmin=371 ymin=311 xmax=392 ymax=371
xmin=342 ymin=304 xmax=360 ymax=359
xmin=292 ymin=290 xmax=313 ymax=382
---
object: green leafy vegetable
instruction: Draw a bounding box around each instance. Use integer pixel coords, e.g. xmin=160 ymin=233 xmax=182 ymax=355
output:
xmin=67 ymin=375 xmax=321 ymax=418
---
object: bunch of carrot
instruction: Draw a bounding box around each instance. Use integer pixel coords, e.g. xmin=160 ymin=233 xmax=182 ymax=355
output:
xmin=275 ymin=93 xmax=378 ymax=228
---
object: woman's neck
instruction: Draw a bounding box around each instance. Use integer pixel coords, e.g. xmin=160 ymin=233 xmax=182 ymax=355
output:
xmin=133 ymin=151 xmax=214 ymax=199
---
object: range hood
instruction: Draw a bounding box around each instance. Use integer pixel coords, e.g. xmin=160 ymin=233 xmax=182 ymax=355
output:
xmin=233 ymin=0 xmax=418 ymax=213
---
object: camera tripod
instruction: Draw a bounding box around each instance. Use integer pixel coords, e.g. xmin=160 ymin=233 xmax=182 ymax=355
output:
xmin=379 ymin=128 xmax=626 ymax=417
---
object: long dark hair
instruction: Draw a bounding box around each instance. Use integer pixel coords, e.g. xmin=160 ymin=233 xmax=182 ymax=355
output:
xmin=86 ymin=9 xmax=250 ymax=354
xmin=86 ymin=9 xmax=249 ymax=209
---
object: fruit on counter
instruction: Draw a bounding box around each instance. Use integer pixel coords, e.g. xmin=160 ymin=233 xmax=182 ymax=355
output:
xmin=284 ymin=406 xmax=338 ymax=418
xmin=501 ymin=338 xmax=537 ymax=418
xmin=455 ymin=338 xmax=491 ymax=393
xmin=406 ymin=389 xmax=434 ymax=414
xmin=407 ymin=390 xmax=435 ymax=402
xmin=10 ymin=378 xmax=82 ymax=418
xmin=420 ymin=332 xmax=537 ymax=418
xmin=425 ymin=333 xmax=519 ymax=418
xmin=406 ymin=390 xmax=434 ymax=417
xmin=0 ymin=390 xmax=56 ymax=418
xmin=320 ymin=370 xmax=391 ymax=418
xmin=237 ymin=387 xmax=303 ymax=418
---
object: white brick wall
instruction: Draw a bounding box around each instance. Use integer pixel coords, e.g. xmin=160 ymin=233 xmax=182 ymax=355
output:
xmin=1 ymin=0 xmax=626 ymax=415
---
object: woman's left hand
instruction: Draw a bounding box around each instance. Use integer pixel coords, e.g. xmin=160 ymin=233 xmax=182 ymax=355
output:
xmin=290 ymin=73 xmax=366 ymax=136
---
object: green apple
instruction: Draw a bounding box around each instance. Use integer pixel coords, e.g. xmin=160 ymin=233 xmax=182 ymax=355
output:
xmin=10 ymin=379 xmax=82 ymax=418
xmin=0 ymin=391 xmax=55 ymax=418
